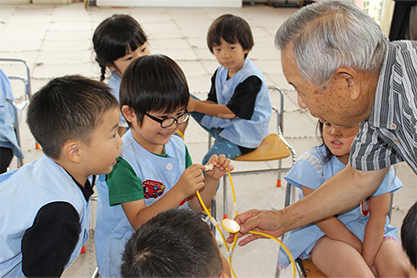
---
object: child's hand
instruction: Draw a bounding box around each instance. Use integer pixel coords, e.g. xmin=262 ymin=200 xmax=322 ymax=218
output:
xmin=204 ymin=154 xmax=234 ymax=180
xmin=217 ymin=113 xmax=236 ymax=119
xmin=176 ymin=164 xmax=206 ymax=197
xmin=187 ymin=97 xmax=198 ymax=112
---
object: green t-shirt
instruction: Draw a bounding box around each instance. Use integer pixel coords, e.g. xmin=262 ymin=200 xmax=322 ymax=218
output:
xmin=107 ymin=146 xmax=193 ymax=206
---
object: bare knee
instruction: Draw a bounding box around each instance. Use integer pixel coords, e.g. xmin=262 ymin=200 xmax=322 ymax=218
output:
xmin=375 ymin=238 xmax=410 ymax=277
xmin=311 ymin=236 xmax=374 ymax=277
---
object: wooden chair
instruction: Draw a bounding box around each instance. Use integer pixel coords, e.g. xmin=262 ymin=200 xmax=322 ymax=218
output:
xmin=295 ymin=258 xmax=327 ymax=278
xmin=211 ymin=86 xmax=296 ymax=219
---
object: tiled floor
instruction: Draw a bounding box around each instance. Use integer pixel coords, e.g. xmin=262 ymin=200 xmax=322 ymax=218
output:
xmin=1 ymin=2 xmax=416 ymax=277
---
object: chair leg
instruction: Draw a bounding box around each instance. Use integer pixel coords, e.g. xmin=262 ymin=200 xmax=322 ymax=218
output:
xmin=91 ymin=267 xmax=100 ymax=278
xmin=223 ymin=175 xmax=228 ymax=219
xmin=210 ymin=197 xmax=216 ymax=233
xmin=276 ymin=159 xmax=283 ymax=187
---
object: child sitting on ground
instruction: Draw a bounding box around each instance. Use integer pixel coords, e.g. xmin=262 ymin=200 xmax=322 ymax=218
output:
xmin=95 ymin=54 xmax=234 ymax=277
xmin=0 ymin=75 xmax=123 ymax=277
xmin=187 ymin=14 xmax=272 ymax=164
xmin=121 ymin=208 xmax=231 ymax=278
xmin=278 ymin=120 xmax=409 ymax=277
xmin=93 ymin=14 xmax=151 ymax=136
xmin=401 ymin=201 xmax=417 ymax=277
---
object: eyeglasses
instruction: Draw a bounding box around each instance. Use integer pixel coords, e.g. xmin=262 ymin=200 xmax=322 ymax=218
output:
xmin=145 ymin=110 xmax=190 ymax=128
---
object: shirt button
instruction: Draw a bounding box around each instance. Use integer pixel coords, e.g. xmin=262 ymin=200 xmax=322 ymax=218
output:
xmin=391 ymin=123 xmax=397 ymax=129
xmin=224 ymin=85 xmax=228 ymax=89
xmin=166 ymin=163 xmax=173 ymax=170
xmin=393 ymin=138 xmax=400 ymax=144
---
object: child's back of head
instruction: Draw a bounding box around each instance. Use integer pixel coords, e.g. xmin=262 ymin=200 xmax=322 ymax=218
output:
xmin=121 ymin=208 xmax=224 ymax=277
xmin=27 ymin=74 xmax=118 ymax=159
xmin=207 ymin=14 xmax=254 ymax=55
xmin=120 ymin=54 xmax=189 ymax=126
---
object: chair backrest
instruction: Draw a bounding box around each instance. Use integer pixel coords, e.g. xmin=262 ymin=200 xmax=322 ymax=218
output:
xmin=0 ymin=58 xmax=32 ymax=111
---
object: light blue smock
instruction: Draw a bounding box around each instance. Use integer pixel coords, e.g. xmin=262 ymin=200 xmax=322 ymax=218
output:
xmin=0 ymin=155 xmax=91 ymax=277
xmin=0 ymin=68 xmax=23 ymax=159
xmin=95 ymin=131 xmax=189 ymax=278
xmin=277 ymin=145 xmax=403 ymax=269
xmin=201 ymin=58 xmax=272 ymax=149
xmin=107 ymin=71 xmax=127 ymax=128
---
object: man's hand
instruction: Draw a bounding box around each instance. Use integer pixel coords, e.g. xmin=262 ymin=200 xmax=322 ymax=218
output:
xmin=226 ymin=209 xmax=286 ymax=246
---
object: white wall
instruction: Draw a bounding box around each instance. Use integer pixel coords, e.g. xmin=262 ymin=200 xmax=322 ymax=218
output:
xmin=96 ymin=0 xmax=242 ymax=7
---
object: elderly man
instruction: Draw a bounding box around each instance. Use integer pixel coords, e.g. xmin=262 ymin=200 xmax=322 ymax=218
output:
xmin=230 ymin=0 xmax=417 ymax=246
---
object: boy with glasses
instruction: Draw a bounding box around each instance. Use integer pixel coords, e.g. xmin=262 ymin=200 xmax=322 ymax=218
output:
xmin=95 ymin=54 xmax=234 ymax=278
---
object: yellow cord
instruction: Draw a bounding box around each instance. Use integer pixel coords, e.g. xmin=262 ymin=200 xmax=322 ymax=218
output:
xmin=248 ymin=231 xmax=296 ymax=277
xmin=227 ymin=171 xmax=238 ymax=218
xmin=196 ymin=190 xmax=230 ymax=253
xmin=196 ymin=166 xmax=295 ymax=278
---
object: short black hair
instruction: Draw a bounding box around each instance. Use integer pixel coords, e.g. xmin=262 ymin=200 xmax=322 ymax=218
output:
xmin=401 ymin=201 xmax=417 ymax=269
xmin=121 ymin=209 xmax=223 ymax=277
xmin=120 ymin=54 xmax=189 ymax=127
xmin=27 ymin=75 xmax=118 ymax=159
xmin=207 ymin=14 xmax=254 ymax=57
xmin=93 ymin=14 xmax=148 ymax=81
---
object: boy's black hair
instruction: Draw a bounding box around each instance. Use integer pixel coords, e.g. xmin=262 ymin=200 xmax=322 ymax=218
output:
xmin=93 ymin=14 xmax=148 ymax=81
xmin=121 ymin=209 xmax=223 ymax=277
xmin=27 ymin=75 xmax=118 ymax=160
xmin=401 ymin=201 xmax=417 ymax=269
xmin=207 ymin=14 xmax=254 ymax=58
xmin=120 ymin=54 xmax=189 ymax=127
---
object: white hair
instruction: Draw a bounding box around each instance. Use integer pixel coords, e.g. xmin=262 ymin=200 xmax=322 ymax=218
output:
xmin=275 ymin=0 xmax=388 ymax=89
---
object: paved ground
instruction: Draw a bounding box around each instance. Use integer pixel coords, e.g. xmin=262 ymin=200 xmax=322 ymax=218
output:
xmin=1 ymin=2 xmax=416 ymax=277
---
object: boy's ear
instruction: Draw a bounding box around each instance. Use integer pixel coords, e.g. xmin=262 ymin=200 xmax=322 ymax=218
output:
xmin=121 ymin=105 xmax=136 ymax=123
xmin=63 ymin=141 xmax=82 ymax=163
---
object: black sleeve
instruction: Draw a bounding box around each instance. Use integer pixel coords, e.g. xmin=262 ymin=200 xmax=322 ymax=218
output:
xmin=206 ymin=69 xmax=218 ymax=103
xmin=226 ymin=76 xmax=262 ymax=120
xmin=22 ymin=202 xmax=81 ymax=278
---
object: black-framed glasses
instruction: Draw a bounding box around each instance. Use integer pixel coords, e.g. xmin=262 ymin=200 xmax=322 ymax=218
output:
xmin=145 ymin=110 xmax=190 ymax=128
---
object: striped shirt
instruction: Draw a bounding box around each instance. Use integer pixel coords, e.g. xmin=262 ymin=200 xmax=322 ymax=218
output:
xmin=350 ymin=41 xmax=417 ymax=174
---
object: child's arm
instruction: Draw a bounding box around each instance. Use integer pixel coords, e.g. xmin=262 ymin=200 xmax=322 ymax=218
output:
xmin=188 ymin=97 xmax=236 ymax=119
xmin=302 ymin=186 xmax=363 ymax=253
xmin=21 ymin=202 xmax=81 ymax=277
xmin=362 ymin=192 xmax=391 ymax=269
xmin=121 ymin=164 xmax=207 ymax=230
xmin=188 ymin=154 xmax=234 ymax=212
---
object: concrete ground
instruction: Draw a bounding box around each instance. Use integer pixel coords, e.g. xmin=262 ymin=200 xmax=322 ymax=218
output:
xmin=1 ymin=2 xmax=416 ymax=277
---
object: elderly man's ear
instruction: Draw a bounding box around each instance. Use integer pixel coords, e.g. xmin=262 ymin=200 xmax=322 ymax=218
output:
xmin=336 ymin=67 xmax=362 ymax=101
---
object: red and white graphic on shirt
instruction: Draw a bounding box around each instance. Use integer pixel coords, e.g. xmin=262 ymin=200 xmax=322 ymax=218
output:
xmin=143 ymin=180 xmax=165 ymax=199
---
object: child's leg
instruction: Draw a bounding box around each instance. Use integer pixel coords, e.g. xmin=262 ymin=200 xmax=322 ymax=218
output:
xmin=374 ymin=237 xmax=409 ymax=277
xmin=311 ymin=236 xmax=374 ymax=277
xmin=202 ymin=135 xmax=241 ymax=165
